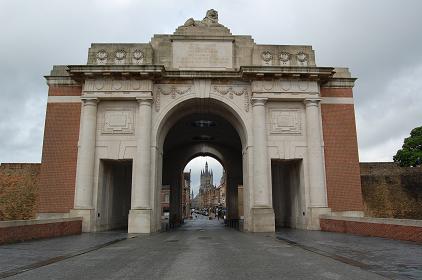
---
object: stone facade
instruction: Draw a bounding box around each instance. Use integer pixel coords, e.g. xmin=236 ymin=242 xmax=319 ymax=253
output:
xmin=37 ymin=10 xmax=363 ymax=233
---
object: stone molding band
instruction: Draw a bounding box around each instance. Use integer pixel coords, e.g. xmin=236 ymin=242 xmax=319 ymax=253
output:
xmin=47 ymin=95 xmax=354 ymax=105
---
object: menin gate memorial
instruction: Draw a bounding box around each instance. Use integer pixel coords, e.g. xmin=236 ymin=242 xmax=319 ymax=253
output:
xmin=38 ymin=10 xmax=364 ymax=233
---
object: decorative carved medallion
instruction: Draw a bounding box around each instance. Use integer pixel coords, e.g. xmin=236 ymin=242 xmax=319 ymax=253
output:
xmin=154 ymin=85 xmax=192 ymax=112
xmin=114 ymin=50 xmax=126 ymax=64
xmin=298 ymin=80 xmax=309 ymax=91
xmin=279 ymin=52 xmax=291 ymax=66
xmin=102 ymin=110 xmax=134 ymax=134
xmin=94 ymin=79 xmax=105 ymax=90
xmin=270 ymin=109 xmax=302 ymax=135
xmin=132 ymin=49 xmax=144 ymax=64
xmin=212 ymin=86 xmax=250 ymax=111
xmin=112 ymin=80 xmax=123 ymax=90
xmin=96 ymin=50 xmax=108 ymax=65
xmin=131 ymin=79 xmax=141 ymax=90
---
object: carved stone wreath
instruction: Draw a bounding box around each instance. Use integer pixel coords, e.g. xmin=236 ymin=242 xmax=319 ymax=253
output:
xmin=114 ymin=50 xmax=126 ymax=64
xmin=96 ymin=50 xmax=108 ymax=60
xmin=261 ymin=51 xmax=273 ymax=62
xmin=115 ymin=50 xmax=126 ymax=59
xmin=213 ymin=86 xmax=250 ymax=111
xmin=132 ymin=49 xmax=144 ymax=64
xmin=154 ymin=85 xmax=192 ymax=111
xmin=279 ymin=52 xmax=291 ymax=62
xmin=296 ymin=52 xmax=308 ymax=62
xmin=96 ymin=50 xmax=108 ymax=64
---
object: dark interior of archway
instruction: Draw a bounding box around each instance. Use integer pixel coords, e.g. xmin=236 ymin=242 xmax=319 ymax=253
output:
xmin=163 ymin=113 xmax=241 ymax=154
xmin=162 ymin=112 xmax=243 ymax=229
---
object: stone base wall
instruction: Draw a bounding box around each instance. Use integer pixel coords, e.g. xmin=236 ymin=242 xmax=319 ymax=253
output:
xmin=361 ymin=162 xmax=422 ymax=219
xmin=0 ymin=218 xmax=82 ymax=244
xmin=320 ymin=215 xmax=422 ymax=243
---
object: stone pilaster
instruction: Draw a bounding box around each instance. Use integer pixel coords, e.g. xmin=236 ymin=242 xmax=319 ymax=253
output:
xmin=128 ymin=96 xmax=153 ymax=233
xmin=250 ymin=97 xmax=275 ymax=232
xmin=71 ymin=97 xmax=98 ymax=232
xmin=304 ymin=98 xmax=331 ymax=228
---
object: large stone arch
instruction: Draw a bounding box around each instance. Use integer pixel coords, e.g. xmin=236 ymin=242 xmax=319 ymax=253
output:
xmin=151 ymin=95 xmax=250 ymax=231
xmin=152 ymin=92 xmax=250 ymax=149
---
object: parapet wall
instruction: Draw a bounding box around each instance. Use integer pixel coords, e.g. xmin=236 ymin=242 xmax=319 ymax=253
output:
xmin=360 ymin=162 xmax=422 ymax=219
xmin=320 ymin=215 xmax=422 ymax=243
xmin=0 ymin=218 xmax=82 ymax=244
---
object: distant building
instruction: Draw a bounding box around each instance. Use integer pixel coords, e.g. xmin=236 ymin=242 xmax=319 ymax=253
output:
xmin=160 ymin=185 xmax=170 ymax=219
xmin=195 ymin=162 xmax=226 ymax=210
xmin=217 ymin=171 xmax=226 ymax=208
xmin=181 ymin=170 xmax=191 ymax=219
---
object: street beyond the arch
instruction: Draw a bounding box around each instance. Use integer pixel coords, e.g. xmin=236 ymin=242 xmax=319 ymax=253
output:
xmin=2 ymin=216 xmax=420 ymax=280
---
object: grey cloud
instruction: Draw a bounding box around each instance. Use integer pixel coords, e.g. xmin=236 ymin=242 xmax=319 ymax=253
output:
xmin=1 ymin=0 xmax=421 ymax=165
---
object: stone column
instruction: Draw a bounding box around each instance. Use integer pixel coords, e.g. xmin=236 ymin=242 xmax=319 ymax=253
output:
xmin=304 ymin=98 xmax=330 ymax=228
xmin=71 ymin=97 xmax=98 ymax=232
xmin=250 ymin=97 xmax=275 ymax=232
xmin=128 ymin=96 xmax=153 ymax=233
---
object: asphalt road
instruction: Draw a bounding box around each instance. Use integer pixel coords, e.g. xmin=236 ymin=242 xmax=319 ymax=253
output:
xmin=6 ymin=216 xmax=388 ymax=280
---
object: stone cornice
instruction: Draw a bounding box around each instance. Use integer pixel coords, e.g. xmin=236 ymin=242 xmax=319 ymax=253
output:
xmin=45 ymin=76 xmax=80 ymax=86
xmin=321 ymin=77 xmax=357 ymax=88
xmin=64 ymin=65 xmax=335 ymax=82
xmin=240 ymin=66 xmax=334 ymax=80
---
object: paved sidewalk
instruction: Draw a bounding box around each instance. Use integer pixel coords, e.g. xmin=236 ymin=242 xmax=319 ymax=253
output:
xmin=276 ymin=228 xmax=422 ymax=280
xmin=0 ymin=231 xmax=131 ymax=278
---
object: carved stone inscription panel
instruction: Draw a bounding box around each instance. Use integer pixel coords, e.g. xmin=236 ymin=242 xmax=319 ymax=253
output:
xmin=172 ymin=40 xmax=233 ymax=69
xmin=102 ymin=110 xmax=134 ymax=134
xmin=270 ymin=109 xmax=302 ymax=135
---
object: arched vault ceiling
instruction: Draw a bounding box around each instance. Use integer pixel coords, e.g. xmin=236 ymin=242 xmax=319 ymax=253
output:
xmin=163 ymin=113 xmax=242 ymax=154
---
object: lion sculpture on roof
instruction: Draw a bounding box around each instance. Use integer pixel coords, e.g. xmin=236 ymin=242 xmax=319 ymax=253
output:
xmin=183 ymin=9 xmax=223 ymax=27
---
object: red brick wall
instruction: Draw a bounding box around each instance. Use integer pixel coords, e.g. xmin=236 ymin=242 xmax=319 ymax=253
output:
xmin=0 ymin=219 xmax=82 ymax=244
xmin=38 ymin=85 xmax=81 ymax=213
xmin=48 ymin=85 xmax=82 ymax=96
xmin=320 ymin=218 xmax=422 ymax=243
xmin=321 ymin=88 xmax=363 ymax=211
xmin=320 ymin=87 xmax=353 ymax=97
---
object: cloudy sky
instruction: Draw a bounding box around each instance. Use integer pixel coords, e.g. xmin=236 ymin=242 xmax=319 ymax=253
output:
xmin=1 ymin=0 xmax=421 ymax=191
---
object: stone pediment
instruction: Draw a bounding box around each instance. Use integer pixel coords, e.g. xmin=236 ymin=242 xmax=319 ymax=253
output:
xmin=174 ymin=9 xmax=232 ymax=36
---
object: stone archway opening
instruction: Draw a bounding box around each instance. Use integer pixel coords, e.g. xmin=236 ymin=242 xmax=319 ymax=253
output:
xmin=158 ymin=99 xmax=245 ymax=230
xmin=271 ymin=159 xmax=305 ymax=229
xmin=97 ymin=159 xmax=133 ymax=231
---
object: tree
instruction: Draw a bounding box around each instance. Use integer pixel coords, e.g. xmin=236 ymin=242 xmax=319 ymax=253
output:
xmin=393 ymin=126 xmax=422 ymax=167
